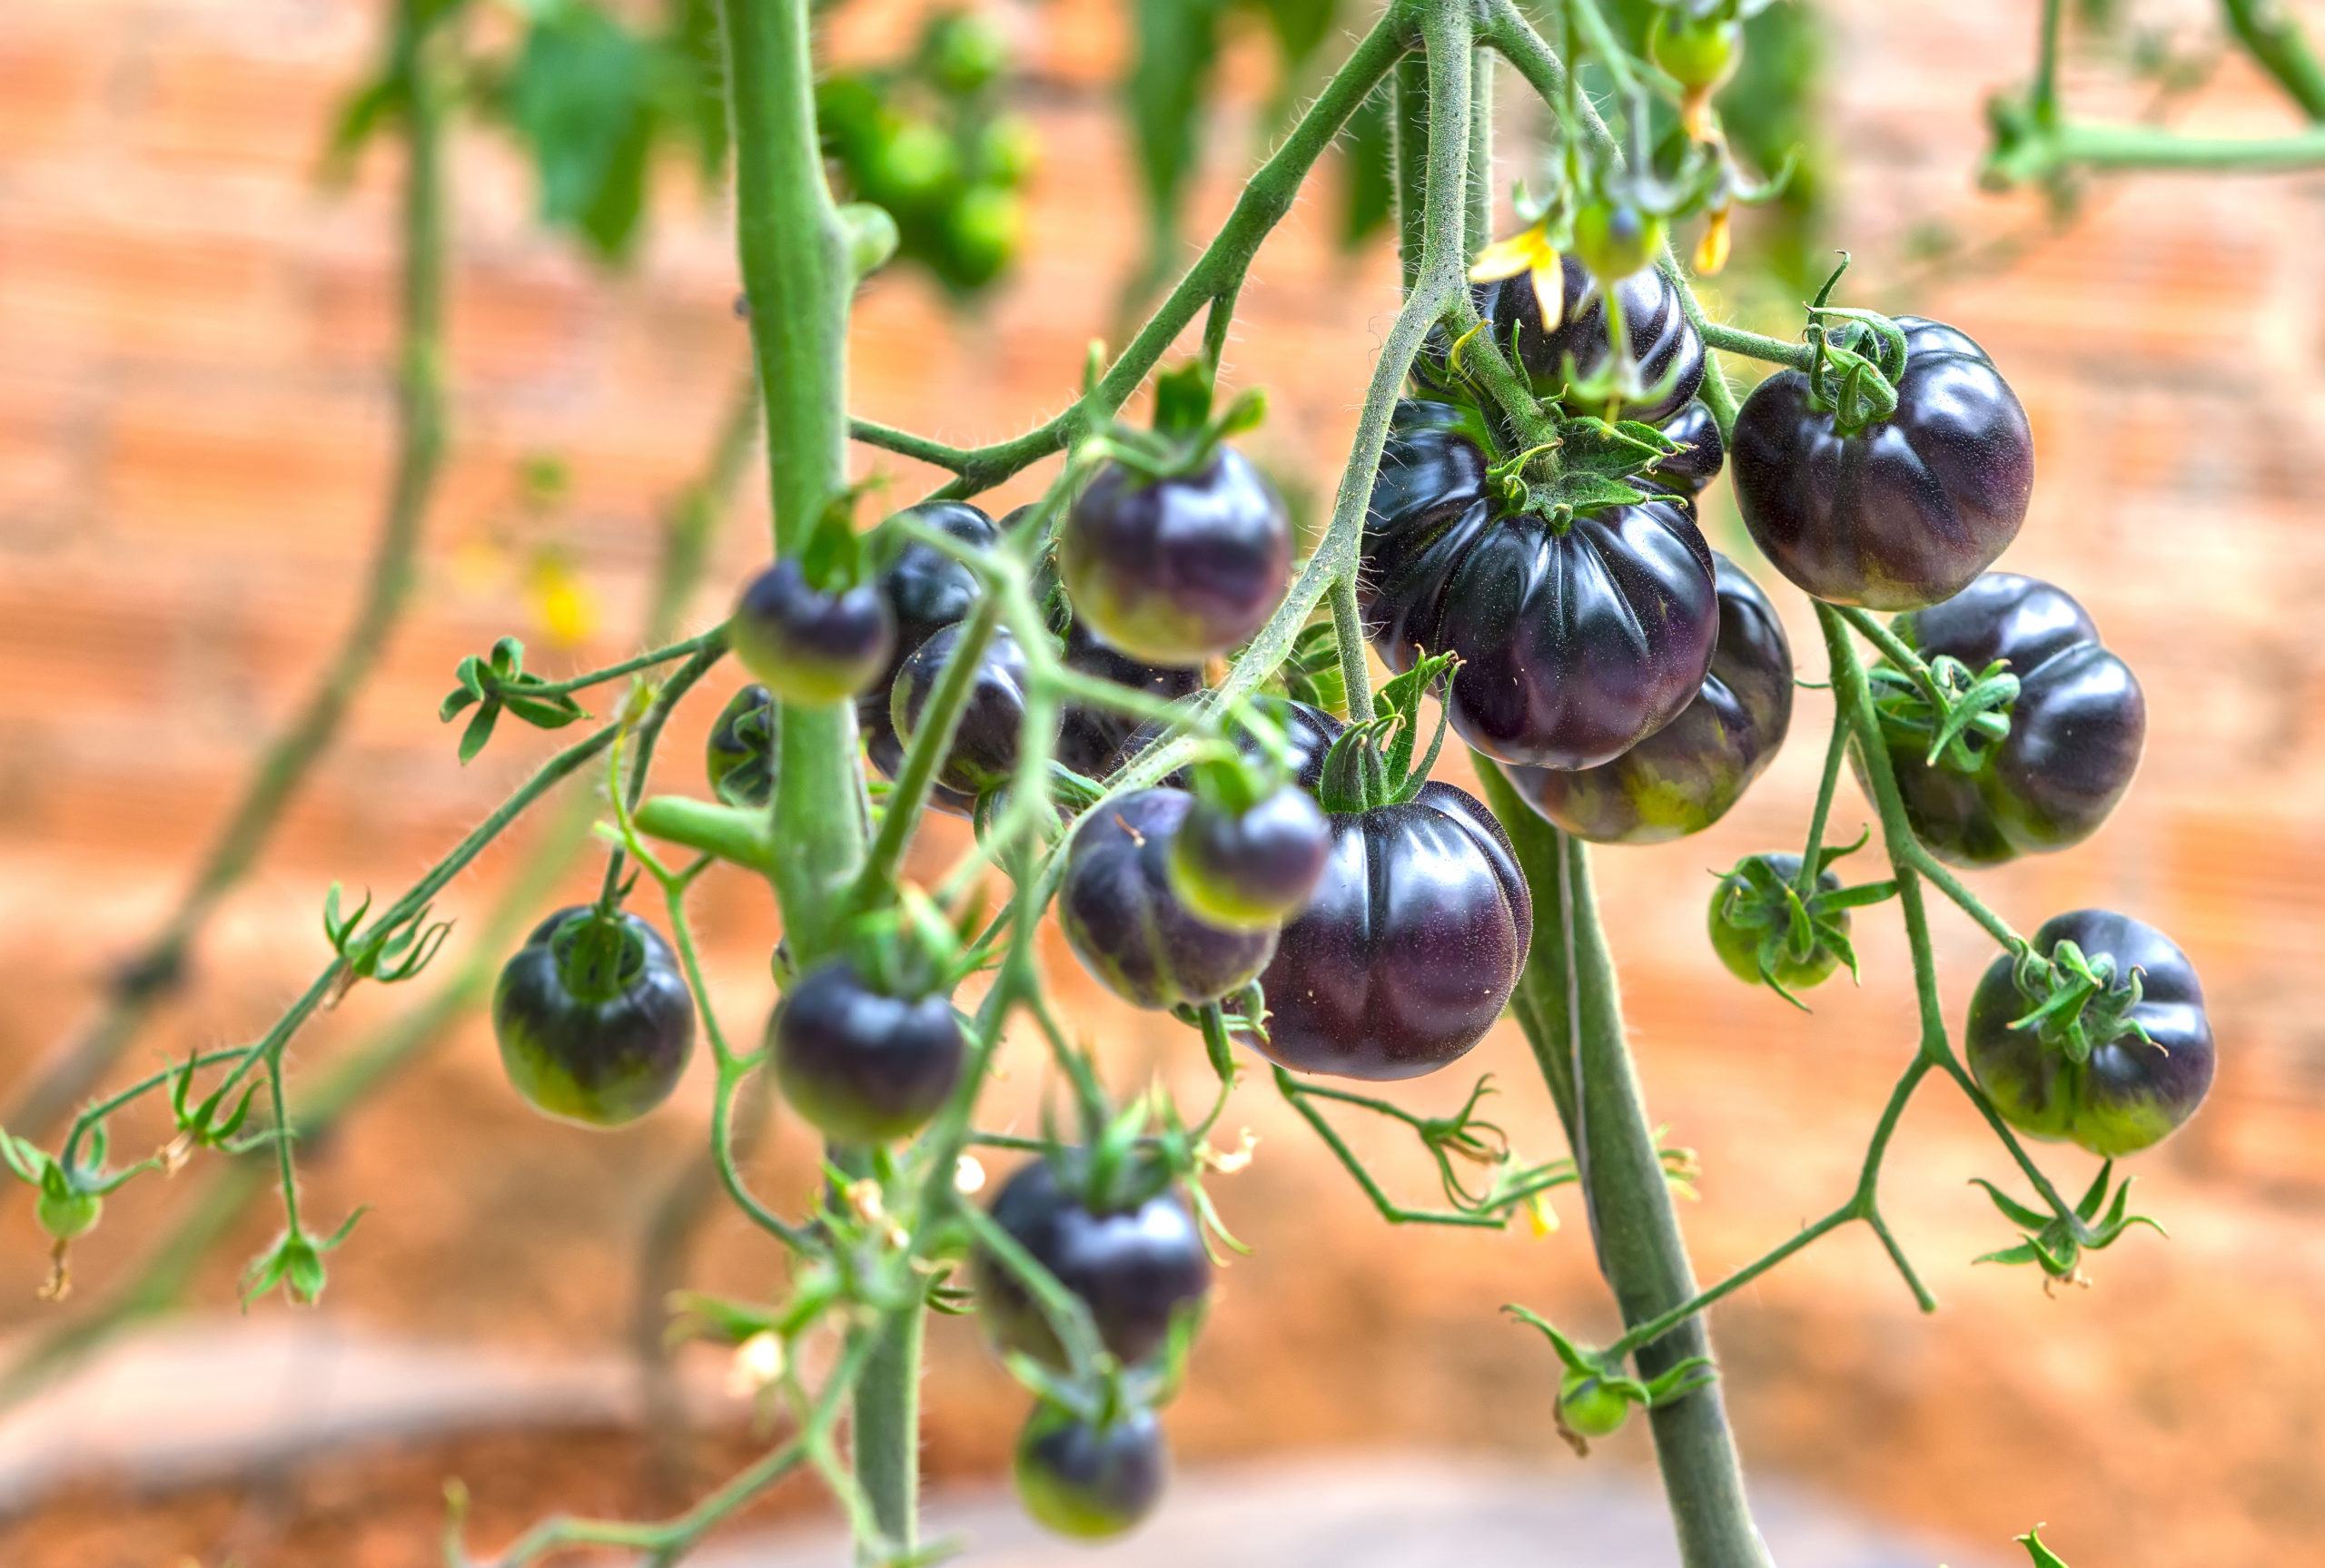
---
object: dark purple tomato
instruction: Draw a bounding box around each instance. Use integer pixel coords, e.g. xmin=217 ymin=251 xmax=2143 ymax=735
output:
xmin=1056 ymin=788 xmax=1276 ymax=1009
xmin=972 ymin=1156 xmax=1212 ymax=1370
xmin=1167 ymin=784 xmax=1332 ymax=930
xmin=1731 ymin=316 xmax=2033 ymax=610
xmin=1500 ymin=552 xmax=1791 ymax=844
xmin=493 ymin=906 xmax=697 ymax=1128
xmin=1650 ymin=399 xmax=1726 ymax=498
xmin=1061 ymin=448 xmax=1292 ymax=666
xmin=858 ymin=500 xmax=999 ymax=812
xmin=1014 ymin=1402 xmax=1167 ymax=1541
xmin=728 ymin=559 xmax=895 ymax=705
xmin=1868 ymin=573 xmax=2145 ymax=868
xmin=770 ymin=958 xmax=963 ymax=1144
xmin=889 ymin=622 xmax=1040 ymax=800
xmin=1362 ymin=398 xmax=1719 ymax=769
xmin=1480 ymin=256 xmax=1707 ymax=423
xmin=1253 ymin=712 xmax=1532 ymax=1080
xmin=1707 ymin=853 xmax=1845 ymax=993
xmin=705 ymin=683 xmax=776 ymax=810
xmin=1966 ymin=909 xmax=2212 ymax=1157
xmin=1054 ymin=616 xmax=1203 ymax=782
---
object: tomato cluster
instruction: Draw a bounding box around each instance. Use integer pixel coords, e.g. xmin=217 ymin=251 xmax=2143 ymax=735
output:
xmin=816 ymin=11 xmax=1034 ymax=291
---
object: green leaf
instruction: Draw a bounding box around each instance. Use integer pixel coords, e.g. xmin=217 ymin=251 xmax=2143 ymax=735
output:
xmin=458 ymin=700 xmax=503 ymax=764
xmin=2016 ymin=1526 xmax=2072 ymax=1567
xmin=319 ymin=74 xmax=405 ymax=186
xmin=505 ymin=1 xmax=660 ymax=261
xmin=1128 ymin=0 xmax=1229 ymax=222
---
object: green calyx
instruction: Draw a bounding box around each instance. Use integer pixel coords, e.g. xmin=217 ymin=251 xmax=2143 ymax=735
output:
xmin=1507 ymin=1304 xmax=1718 ymax=1455
xmin=1709 ymin=839 xmax=1896 ymax=1009
xmin=1317 ymin=652 xmax=1458 ymax=814
xmin=1801 ymin=256 xmax=1909 ymax=435
xmin=1083 ymin=359 xmax=1267 ymax=488
xmin=1481 ymin=414 xmax=1683 ymax=530
xmin=1867 ymin=644 xmax=2021 ymax=775
xmin=551 ymin=908 xmax=648 ymax=1005
xmin=796 ymin=478 xmax=880 ymax=595
xmin=2006 ymin=938 xmax=2153 ymax=1064
xmin=1973 ymin=1159 xmax=2164 ymax=1285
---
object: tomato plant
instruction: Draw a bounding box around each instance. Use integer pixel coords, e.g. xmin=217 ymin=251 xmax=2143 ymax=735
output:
xmin=26 ymin=0 xmax=2310 ymax=1563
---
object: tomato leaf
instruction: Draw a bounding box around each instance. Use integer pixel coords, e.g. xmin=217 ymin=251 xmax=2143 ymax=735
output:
xmin=504 ymin=1 xmax=661 ymax=261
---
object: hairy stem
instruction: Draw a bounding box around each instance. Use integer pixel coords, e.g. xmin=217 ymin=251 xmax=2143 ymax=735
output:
xmin=1479 ymin=762 xmax=1771 ymax=1568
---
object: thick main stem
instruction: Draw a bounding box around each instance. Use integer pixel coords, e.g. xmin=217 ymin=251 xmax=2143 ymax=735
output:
xmin=718 ymin=0 xmax=900 ymax=1552
xmin=5 ymin=0 xmax=452 ymax=1141
xmin=1479 ymin=764 xmax=1771 ymax=1568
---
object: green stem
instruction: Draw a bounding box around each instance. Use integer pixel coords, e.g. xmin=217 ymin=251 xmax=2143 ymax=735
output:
xmin=1694 ymin=318 xmax=1813 ymax=371
xmin=1330 ymin=577 xmax=1379 ymax=725
xmin=1393 ymin=52 xmax=1432 ymax=291
xmin=1985 ymin=120 xmax=2325 ymax=185
xmin=849 ymin=597 xmax=1001 ymax=912
xmin=1466 ymin=45 xmax=1495 ymax=253
xmin=2032 ymin=0 xmax=2065 ymax=127
xmin=4 ymin=0 xmax=454 ymax=1143
xmin=1794 ymin=709 xmax=1850 ymax=907
xmin=722 ymin=0 xmax=870 ymax=960
xmin=529 ymin=632 xmax=724 ymax=702
xmin=1661 ymin=251 xmax=1740 ymax=440
xmin=2221 ymin=0 xmax=2325 ymax=121
xmin=1478 ymin=761 xmax=1770 ymax=1568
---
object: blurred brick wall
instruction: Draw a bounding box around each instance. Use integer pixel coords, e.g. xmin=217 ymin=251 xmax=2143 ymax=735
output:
xmin=4 ymin=1 xmax=2325 ymax=1565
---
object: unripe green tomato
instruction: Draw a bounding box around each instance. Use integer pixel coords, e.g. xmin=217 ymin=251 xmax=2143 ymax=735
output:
xmin=872 ymin=121 xmax=957 ymax=208
xmin=928 ymin=11 xmax=1009 ymax=95
xmin=1571 ymin=201 xmax=1667 ymax=284
xmin=37 ymin=1188 xmax=102 ymax=1241
xmin=1648 ymin=10 xmax=1743 ymax=93
xmin=1558 ymin=1369 xmax=1632 ymax=1439
xmin=945 ymin=184 xmax=1022 ymax=288
xmin=1707 ymin=853 xmax=1846 ymax=993
xmin=975 ymin=114 xmax=1039 ymax=187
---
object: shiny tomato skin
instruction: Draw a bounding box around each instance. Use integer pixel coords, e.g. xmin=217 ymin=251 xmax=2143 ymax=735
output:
xmin=1480 ymin=258 xmax=1707 ymax=423
xmin=1650 ymin=399 xmax=1726 ymax=498
xmin=1362 ymin=399 xmax=1719 ymax=770
xmin=770 ymin=958 xmax=963 ymax=1145
xmin=1251 ymin=709 xmax=1533 ymax=1080
xmin=889 ymin=621 xmax=1040 ymax=800
xmin=1731 ymin=317 xmax=2033 ymax=610
xmin=1014 ymin=1402 xmax=1167 ymax=1541
xmin=1501 ymin=552 xmax=1792 ymax=844
xmin=493 ymin=906 xmax=697 ymax=1129
xmin=1054 ymin=616 xmax=1203 ymax=782
xmin=1167 ymin=783 xmax=1332 ymax=930
xmin=728 ymin=559 xmax=895 ymax=705
xmin=1061 ymin=448 xmax=1293 ymax=666
xmin=1057 ymin=788 xmax=1277 ymax=1009
xmin=1871 ymin=573 xmax=2145 ymax=867
xmin=1965 ymin=909 xmax=2213 ymax=1158
xmin=858 ymin=500 xmax=999 ymax=813
xmin=972 ymin=1156 xmax=1212 ymax=1371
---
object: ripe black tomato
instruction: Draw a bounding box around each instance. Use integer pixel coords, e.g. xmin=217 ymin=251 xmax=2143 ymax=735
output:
xmin=727 ymin=559 xmax=894 ymax=706
xmin=1167 ymin=783 xmax=1332 ymax=931
xmin=1252 ymin=708 xmax=1533 ymax=1081
xmin=1362 ymin=398 xmax=1719 ymax=770
xmin=1014 ymin=1402 xmax=1167 ymax=1541
xmin=770 ymin=958 xmax=963 ymax=1145
xmin=1060 ymin=448 xmax=1292 ymax=666
xmin=493 ymin=906 xmax=696 ymax=1128
xmin=1056 ymin=788 xmax=1276 ymax=1010
xmin=889 ymin=621 xmax=1039 ymax=800
xmin=1731 ymin=316 xmax=2033 ymax=610
xmin=1648 ymin=399 xmax=1726 ymax=498
xmin=1500 ymin=552 xmax=1792 ymax=844
xmin=1869 ymin=573 xmax=2145 ymax=867
xmin=1966 ymin=909 xmax=2213 ymax=1157
xmin=972 ymin=1156 xmax=1212 ymax=1370
xmin=1054 ymin=616 xmax=1203 ymax=782
xmin=858 ymin=500 xmax=998 ymax=813
xmin=1479 ymin=257 xmax=1707 ymax=423
xmin=705 ymin=683 xmax=777 ymax=809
